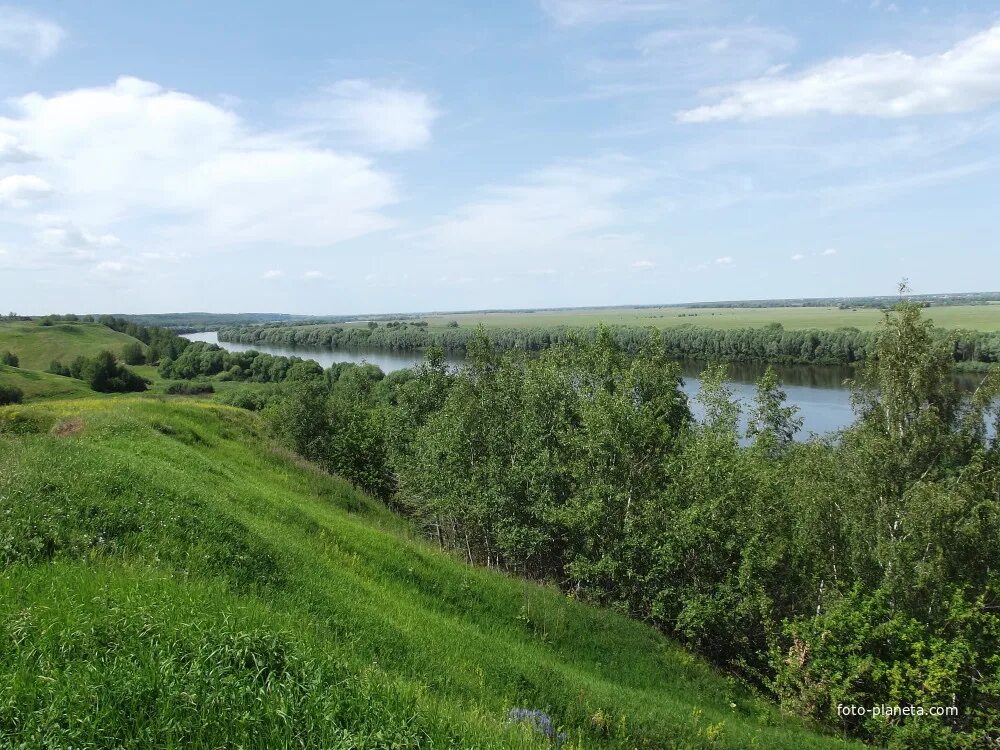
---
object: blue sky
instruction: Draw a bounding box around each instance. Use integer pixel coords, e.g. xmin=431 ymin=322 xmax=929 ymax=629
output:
xmin=1 ymin=0 xmax=999 ymax=315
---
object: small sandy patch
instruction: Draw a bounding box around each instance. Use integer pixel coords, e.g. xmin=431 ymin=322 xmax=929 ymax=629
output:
xmin=52 ymin=418 xmax=84 ymax=437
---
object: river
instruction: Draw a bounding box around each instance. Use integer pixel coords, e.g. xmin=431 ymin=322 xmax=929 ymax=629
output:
xmin=185 ymin=331 xmax=866 ymax=437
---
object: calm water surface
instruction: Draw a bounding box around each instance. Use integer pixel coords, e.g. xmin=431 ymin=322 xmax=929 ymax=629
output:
xmin=184 ymin=331 xmax=986 ymax=438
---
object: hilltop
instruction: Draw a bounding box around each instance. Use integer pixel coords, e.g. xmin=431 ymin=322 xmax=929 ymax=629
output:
xmin=0 ymin=320 xmax=146 ymax=371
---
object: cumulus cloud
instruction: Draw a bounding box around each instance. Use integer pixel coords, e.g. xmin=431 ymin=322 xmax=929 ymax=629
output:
xmin=303 ymin=270 xmax=325 ymax=280
xmin=822 ymin=247 xmax=838 ymax=256
xmin=0 ymin=77 xmax=398 ymax=250
xmin=791 ymin=253 xmax=804 ymax=261
xmin=631 ymin=259 xmax=656 ymax=269
xmin=0 ymin=174 xmax=52 ymax=206
xmin=0 ymin=6 xmax=64 ymax=62
xmin=678 ymin=25 xmax=1000 ymax=122
xmin=300 ymin=80 xmax=438 ymax=152
xmin=262 ymin=269 xmax=284 ymax=279
xmin=714 ymin=255 xmax=732 ymax=264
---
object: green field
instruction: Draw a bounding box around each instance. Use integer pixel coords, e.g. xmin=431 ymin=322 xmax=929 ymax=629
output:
xmin=412 ymin=303 xmax=1000 ymax=332
xmin=0 ymin=396 xmax=857 ymax=749
xmin=0 ymin=320 xmax=145 ymax=371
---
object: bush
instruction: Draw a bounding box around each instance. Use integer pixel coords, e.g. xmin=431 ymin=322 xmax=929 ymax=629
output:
xmin=0 ymin=351 xmax=18 ymax=367
xmin=47 ymin=360 xmax=71 ymax=377
xmin=121 ymin=341 xmax=146 ymax=365
xmin=164 ymin=381 xmax=215 ymax=395
xmin=215 ymin=386 xmax=276 ymax=412
xmin=70 ymin=351 xmax=148 ymax=393
xmin=0 ymin=384 xmax=23 ymax=405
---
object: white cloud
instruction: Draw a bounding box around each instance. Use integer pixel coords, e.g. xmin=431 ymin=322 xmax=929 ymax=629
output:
xmin=262 ymin=269 xmax=284 ymax=279
xmin=303 ymin=270 xmax=324 ymax=280
xmin=0 ymin=174 xmax=52 ymax=206
xmin=419 ymin=160 xmax=640 ymax=257
xmin=791 ymin=253 xmax=805 ymax=261
xmin=822 ymin=247 xmax=838 ymax=256
xmin=678 ymin=25 xmax=1000 ymax=122
xmin=0 ymin=6 xmax=64 ymax=62
xmin=0 ymin=77 xmax=398 ymax=249
xmin=541 ymin=0 xmax=688 ymax=26
xmin=631 ymin=259 xmax=656 ymax=269
xmin=300 ymin=80 xmax=438 ymax=152
xmin=0 ymin=133 xmax=33 ymax=163
xmin=714 ymin=255 xmax=732 ymax=264
xmin=37 ymin=220 xmax=120 ymax=250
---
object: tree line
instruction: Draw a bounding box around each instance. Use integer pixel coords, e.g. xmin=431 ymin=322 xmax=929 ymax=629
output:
xmin=219 ymin=320 xmax=1000 ymax=369
xmin=208 ymin=304 xmax=1000 ymax=748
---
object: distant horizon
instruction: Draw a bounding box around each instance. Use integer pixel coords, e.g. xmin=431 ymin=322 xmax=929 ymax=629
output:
xmin=63 ymin=288 xmax=998 ymax=321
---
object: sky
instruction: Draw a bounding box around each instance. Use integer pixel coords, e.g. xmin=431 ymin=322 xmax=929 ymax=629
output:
xmin=1 ymin=1 xmax=999 ymax=315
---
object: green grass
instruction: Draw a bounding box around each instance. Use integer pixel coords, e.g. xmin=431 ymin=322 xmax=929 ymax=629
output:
xmin=410 ymin=304 xmax=1000 ymax=332
xmin=0 ymin=364 xmax=94 ymax=401
xmin=0 ymin=397 xmax=859 ymax=749
xmin=0 ymin=321 xmax=145 ymax=371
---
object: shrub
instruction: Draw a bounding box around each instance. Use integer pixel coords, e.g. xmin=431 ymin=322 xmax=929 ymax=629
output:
xmin=0 ymin=384 xmax=23 ymax=405
xmin=215 ymin=386 xmax=275 ymax=412
xmin=47 ymin=360 xmax=71 ymax=377
xmin=164 ymin=381 xmax=215 ymax=395
xmin=70 ymin=351 xmax=148 ymax=393
xmin=0 ymin=351 xmax=18 ymax=367
xmin=121 ymin=341 xmax=146 ymax=365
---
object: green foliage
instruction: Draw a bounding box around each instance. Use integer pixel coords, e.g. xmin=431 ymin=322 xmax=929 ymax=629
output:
xmin=747 ymin=365 xmax=803 ymax=453
xmin=70 ymin=350 xmax=148 ymax=393
xmin=164 ymin=381 xmax=215 ymax=395
xmin=160 ymin=341 xmax=321 ymax=385
xmin=121 ymin=340 xmax=146 ymax=365
xmin=264 ymin=372 xmax=396 ymax=500
xmin=0 ymin=351 xmax=18 ymax=367
xmin=214 ymin=384 xmax=279 ymax=411
xmin=0 ymin=384 xmax=23 ymax=405
xmin=773 ymin=586 xmax=1000 ymax=749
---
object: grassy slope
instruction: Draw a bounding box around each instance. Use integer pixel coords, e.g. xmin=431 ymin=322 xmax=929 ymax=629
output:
xmin=0 ymin=321 xmax=145 ymax=371
xmin=0 ymin=363 xmax=93 ymax=401
xmin=0 ymin=398 xmax=859 ymax=749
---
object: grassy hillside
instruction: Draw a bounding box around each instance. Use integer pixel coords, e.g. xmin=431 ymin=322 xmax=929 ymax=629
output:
xmin=0 ymin=397 xmax=858 ymax=749
xmin=0 ymin=320 xmax=145 ymax=371
xmin=0 ymin=363 xmax=93 ymax=401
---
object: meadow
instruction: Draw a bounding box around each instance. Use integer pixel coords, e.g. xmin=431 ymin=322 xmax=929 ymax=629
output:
xmin=416 ymin=303 xmax=1000 ymax=332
